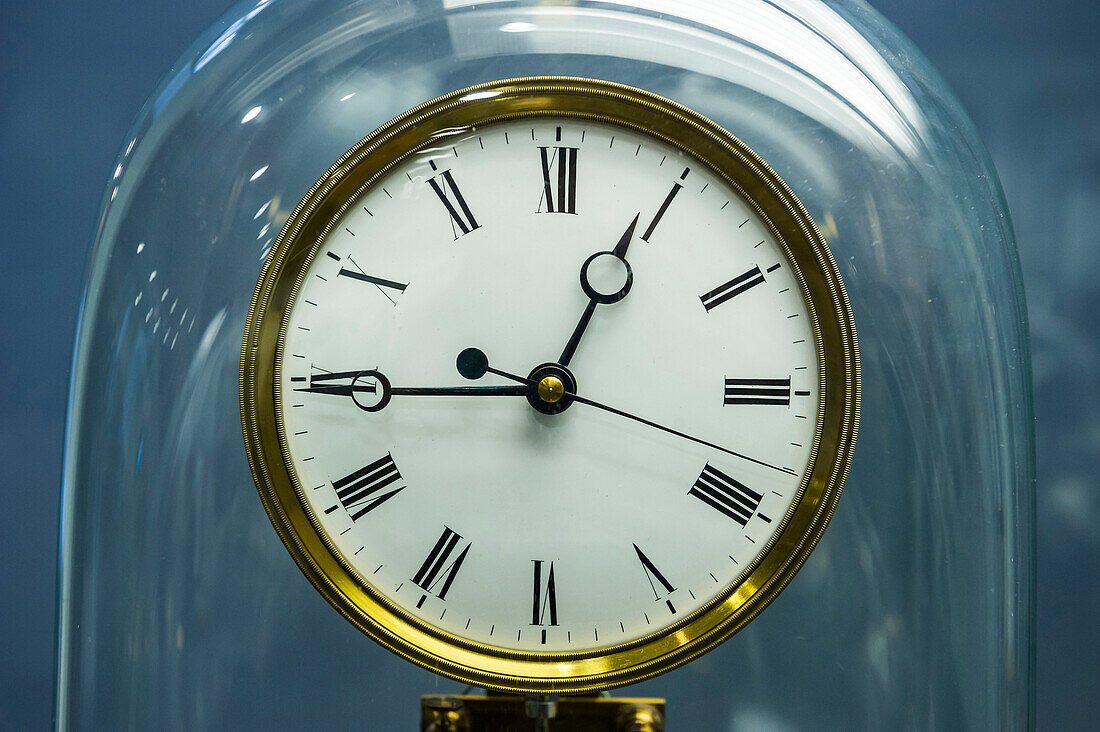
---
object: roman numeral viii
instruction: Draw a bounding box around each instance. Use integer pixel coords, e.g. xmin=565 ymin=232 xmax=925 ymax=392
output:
xmin=330 ymin=454 xmax=404 ymax=521
xmin=427 ymin=169 xmax=479 ymax=238
xmin=700 ymin=266 xmax=766 ymax=311
xmin=531 ymin=560 xmax=558 ymax=627
xmin=538 ymin=146 xmax=578 ymax=214
xmin=689 ymin=463 xmax=763 ymax=526
xmin=724 ymin=377 xmax=791 ymax=406
xmin=412 ymin=526 xmax=471 ymax=602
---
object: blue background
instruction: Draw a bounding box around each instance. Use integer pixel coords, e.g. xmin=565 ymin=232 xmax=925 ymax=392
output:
xmin=1 ymin=1 xmax=1095 ymax=728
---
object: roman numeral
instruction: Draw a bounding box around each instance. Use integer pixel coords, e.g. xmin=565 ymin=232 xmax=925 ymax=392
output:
xmin=412 ymin=526 xmax=471 ymax=601
xmin=427 ymin=170 xmax=479 ymax=238
xmin=530 ymin=560 xmax=558 ymax=627
xmin=633 ymin=543 xmax=678 ymax=614
xmin=689 ymin=463 xmax=763 ymax=527
xmin=537 ymin=146 xmax=578 ymax=214
xmin=699 ymin=266 xmax=766 ymax=311
xmin=331 ymin=454 xmax=404 ymax=521
xmin=641 ymin=167 xmax=689 ymax=242
xmin=724 ymin=377 xmax=791 ymax=406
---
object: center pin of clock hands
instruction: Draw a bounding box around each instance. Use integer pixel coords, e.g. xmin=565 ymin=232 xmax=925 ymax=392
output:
xmin=456 ymin=347 xmax=798 ymax=476
xmin=556 ymin=213 xmax=640 ymax=367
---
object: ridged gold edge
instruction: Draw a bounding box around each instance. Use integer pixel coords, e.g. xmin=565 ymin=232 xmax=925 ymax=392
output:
xmin=240 ymin=76 xmax=860 ymax=693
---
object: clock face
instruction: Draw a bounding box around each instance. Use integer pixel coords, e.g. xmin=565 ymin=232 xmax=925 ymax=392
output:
xmin=242 ymin=77 xmax=858 ymax=691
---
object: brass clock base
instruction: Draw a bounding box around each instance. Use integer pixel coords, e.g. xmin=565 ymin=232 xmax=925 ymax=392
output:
xmin=421 ymin=693 xmax=665 ymax=732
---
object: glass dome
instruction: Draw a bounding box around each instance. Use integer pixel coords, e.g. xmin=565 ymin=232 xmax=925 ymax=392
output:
xmin=57 ymin=0 xmax=1035 ymax=728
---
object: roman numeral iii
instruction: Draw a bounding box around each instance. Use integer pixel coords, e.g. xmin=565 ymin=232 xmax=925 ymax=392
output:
xmin=700 ymin=265 xmax=766 ymax=311
xmin=724 ymin=377 xmax=791 ymax=406
xmin=689 ymin=463 xmax=763 ymax=526
xmin=412 ymin=526 xmax=471 ymax=601
xmin=530 ymin=560 xmax=559 ymax=627
xmin=427 ymin=169 xmax=480 ymax=238
xmin=331 ymin=454 xmax=404 ymax=521
xmin=538 ymin=146 xmax=578 ymax=214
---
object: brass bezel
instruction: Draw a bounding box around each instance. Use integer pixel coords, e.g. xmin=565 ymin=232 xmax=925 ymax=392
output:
xmin=240 ymin=77 xmax=859 ymax=693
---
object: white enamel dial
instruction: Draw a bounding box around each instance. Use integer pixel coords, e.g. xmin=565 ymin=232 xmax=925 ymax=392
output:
xmin=277 ymin=117 xmax=820 ymax=653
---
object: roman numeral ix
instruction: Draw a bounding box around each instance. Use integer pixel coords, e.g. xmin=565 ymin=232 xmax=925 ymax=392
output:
xmin=538 ymin=146 xmax=578 ymax=214
xmin=427 ymin=169 xmax=480 ymax=238
xmin=724 ymin=377 xmax=791 ymax=406
xmin=330 ymin=453 xmax=404 ymax=521
xmin=689 ymin=463 xmax=763 ymax=526
xmin=412 ymin=526 xmax=471 ymax=603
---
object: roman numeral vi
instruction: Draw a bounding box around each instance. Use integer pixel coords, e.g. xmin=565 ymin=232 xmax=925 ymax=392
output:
xmin=531 ymin=560 xmax=559 ymax=627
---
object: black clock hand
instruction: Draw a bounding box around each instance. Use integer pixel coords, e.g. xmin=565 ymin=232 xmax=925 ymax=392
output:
xmin=557 ymin=213 xmax=639 ymax=367
xmin=458 ymin=348 xmax=798 ymax=476
xmin=296 ymin=369 xmax=525 ymax=411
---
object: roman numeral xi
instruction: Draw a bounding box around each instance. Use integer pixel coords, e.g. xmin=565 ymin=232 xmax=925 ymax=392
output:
xmin=427 ymin=168 xmax=479 ymax=238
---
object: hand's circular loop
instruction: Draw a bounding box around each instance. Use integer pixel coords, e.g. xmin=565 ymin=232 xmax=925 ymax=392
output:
xmin=580 ymin=250 xmax=633 ymax=304
xmin=351 ymin=369 xmax=392 ymax=412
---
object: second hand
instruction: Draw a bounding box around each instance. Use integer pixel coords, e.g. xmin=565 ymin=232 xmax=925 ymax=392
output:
xmin=461 ymin=350 xmax=798 ymax=477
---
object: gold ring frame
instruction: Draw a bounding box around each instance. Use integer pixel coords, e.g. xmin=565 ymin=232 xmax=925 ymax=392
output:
xmin=240 ymin=77 xmax=859 ymax=693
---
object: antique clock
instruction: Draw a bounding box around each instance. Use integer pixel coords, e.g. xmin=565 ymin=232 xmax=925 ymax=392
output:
xmin=240 ymin=76 xmax=859 ymax=696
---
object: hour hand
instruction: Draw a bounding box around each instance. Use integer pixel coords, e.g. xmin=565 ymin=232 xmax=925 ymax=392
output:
xmin=557 ymin=213 xmax=639 ymax=367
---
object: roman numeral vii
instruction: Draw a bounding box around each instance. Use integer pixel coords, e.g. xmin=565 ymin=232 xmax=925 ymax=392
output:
xmin=531 ymin=560 xmax=559 ymax=627
xmin=412 ymin=526 xmax=471 ymax=602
